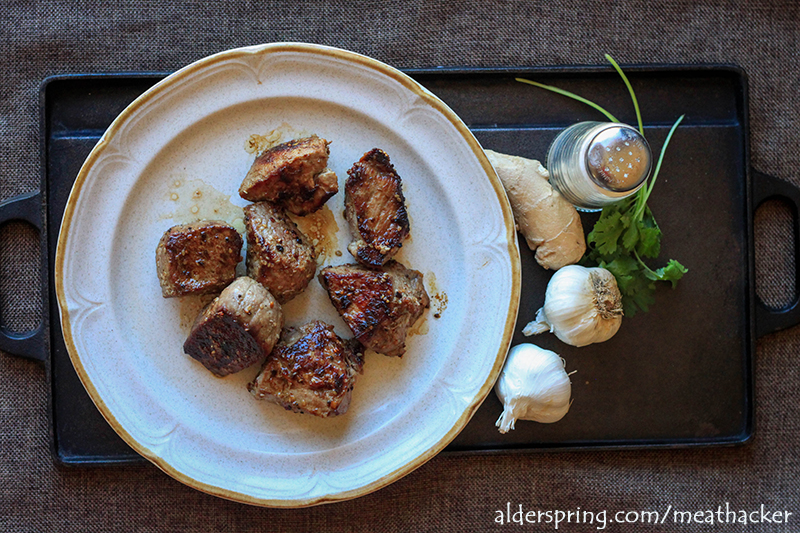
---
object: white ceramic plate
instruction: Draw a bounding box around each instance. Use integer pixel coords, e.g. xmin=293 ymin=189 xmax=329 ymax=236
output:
xmin=56 ymin=43 xmax=520 ymax=507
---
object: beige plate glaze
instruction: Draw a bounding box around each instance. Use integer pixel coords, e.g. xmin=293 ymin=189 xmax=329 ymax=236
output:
xmin=55 ymin=43 xmax=521 ymax=507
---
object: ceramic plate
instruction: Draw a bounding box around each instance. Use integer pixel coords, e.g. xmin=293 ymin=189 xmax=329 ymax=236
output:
xmin=55 ymin=43 xmax=520 ymax=506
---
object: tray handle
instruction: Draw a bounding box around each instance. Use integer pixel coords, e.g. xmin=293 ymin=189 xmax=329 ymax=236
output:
xmin=752 ymin=170 xmax=800 ymax=338
xmin=0 ymin=191 xmax=47 ymax=362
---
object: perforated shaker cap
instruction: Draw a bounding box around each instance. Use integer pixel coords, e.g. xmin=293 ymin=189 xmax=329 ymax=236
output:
xmin=585 ymin=125 xmax=652 ymax=192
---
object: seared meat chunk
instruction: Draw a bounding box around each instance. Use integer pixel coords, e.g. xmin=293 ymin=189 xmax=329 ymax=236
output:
xmin=244 ymin=202 xmax=317 ymax=304
xmin=248 ymin=321 xmax=364 ymax=417
xmin=156 ymin=220 xmax=243 ymax=298
xmin=345 ymin=148 xmax=409 ymax=267
xmin=184 ymin=277 xmax=283 ymax=377
xmin=319 ymin=261 xmax=429 ymax=357
xmin=239 ymin=135 xmax=338 ymax=215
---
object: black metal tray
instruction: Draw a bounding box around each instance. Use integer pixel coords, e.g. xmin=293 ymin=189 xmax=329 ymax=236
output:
xmin=2 ymin=65 xmax=799 ymax=464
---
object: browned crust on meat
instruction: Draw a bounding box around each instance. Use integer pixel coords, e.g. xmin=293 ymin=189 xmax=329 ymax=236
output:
xmin=156 ymin=221 xmax=243 ymax=298
xmin=244 ymin=202 xmax=317 ymax=304
xmin=247 ymin=321 xmax=364 ymax=417
xmin=320 ymin=266 xmax=394 ymax=339
xmin=318 ymin=261 xmax=428 ymax=357
xmin=239 ymin=136 xmax=338 ymax=215
xmin=183 ymin=310 xmax=264 ymax=377
xmin=344 ymin=148 xmax=410 ymax=267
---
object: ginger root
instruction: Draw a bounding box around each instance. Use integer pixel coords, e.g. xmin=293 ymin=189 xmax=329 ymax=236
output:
xmin=485 ymin=150 xmax=585 ymax=270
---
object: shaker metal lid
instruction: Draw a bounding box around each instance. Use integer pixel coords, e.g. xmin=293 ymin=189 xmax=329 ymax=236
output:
xmin=585 ymin=124 xmax=652 ymax=192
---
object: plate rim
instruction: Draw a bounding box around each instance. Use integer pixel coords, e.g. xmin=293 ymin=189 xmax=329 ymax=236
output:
xmin=54 ymin=42 xmax=521 ymax=507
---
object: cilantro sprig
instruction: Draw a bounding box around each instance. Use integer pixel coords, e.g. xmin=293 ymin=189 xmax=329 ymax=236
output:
xmin=518 ymin=55 xmax=688 ymax=316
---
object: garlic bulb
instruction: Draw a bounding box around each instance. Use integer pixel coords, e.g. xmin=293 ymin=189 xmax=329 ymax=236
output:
xmin=523 ymin=264 xmax=623 ymax=347
xmin=495 ymin=343 xmax=572 ymax=433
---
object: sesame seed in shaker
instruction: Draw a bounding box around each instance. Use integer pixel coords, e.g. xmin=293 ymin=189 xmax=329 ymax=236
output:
xmin=546 ymin=122 xmax=652 ymax=211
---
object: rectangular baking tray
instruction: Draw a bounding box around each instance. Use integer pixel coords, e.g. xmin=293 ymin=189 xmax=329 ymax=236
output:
xmin=12 ymin=65 xmax=798 ymax=464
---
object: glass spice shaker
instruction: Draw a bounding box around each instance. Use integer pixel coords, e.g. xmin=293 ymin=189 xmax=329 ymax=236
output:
xmin=546 ymin=121 xmax=653 ymax=211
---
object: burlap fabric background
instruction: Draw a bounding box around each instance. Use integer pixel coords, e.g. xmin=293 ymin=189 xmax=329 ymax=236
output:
xmin=2 ymin=1 xmax=799 ymax=531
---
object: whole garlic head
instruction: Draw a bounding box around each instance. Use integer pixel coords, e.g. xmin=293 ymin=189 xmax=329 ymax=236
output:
xmin=523 ymin=265 xmax=623 ymax=347
xmin=495 ymin=343 xmax=572 ymax=433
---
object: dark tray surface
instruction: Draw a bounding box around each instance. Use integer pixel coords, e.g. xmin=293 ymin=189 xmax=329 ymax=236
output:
xmin=43 ymin=66 xmax=752 ymax=464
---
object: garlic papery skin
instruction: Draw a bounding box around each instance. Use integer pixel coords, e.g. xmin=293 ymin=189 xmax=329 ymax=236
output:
xmin=495 ymin=344 xmax=572 ymax=433
xmin=522 ymin=264 xmax=623 ymax=347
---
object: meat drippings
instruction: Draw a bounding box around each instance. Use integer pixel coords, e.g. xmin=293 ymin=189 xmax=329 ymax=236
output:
xmin=425 ymin=271 xmax=448 ymax=319
xmin=289 ymin=205 xmax=340 ymax=265
xmin=244 ymin=123 xmax=314 ymax=155
xmin=162 ymin=177 xmax=245 ymax=234
xmin=245 ymin=129 xmax=284 ymax=155
xmin=408 ymin=314 xmax=429 ymax=336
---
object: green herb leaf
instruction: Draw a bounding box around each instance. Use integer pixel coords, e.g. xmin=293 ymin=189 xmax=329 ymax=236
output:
xmin=600 ymin=256 xmax=655 ymax=316
xmin=636 ymin=226 xmax=662 ymax=259
xmin=621 ymin=221 xmax=641 ymax=252
xmin=649 ymin=259 xmax=688 ymax=287
xmin=634 ymin=209 xmax=661 ymax=259
xmin=587 ymin=206 xmax=626 ymax=256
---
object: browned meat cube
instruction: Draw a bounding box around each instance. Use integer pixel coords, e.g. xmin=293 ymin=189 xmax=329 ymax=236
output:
xmin=183 ymin=277 xmax=283 ymax=377
xmin=248 ymin=321 xmax=364 ymax=417
xmin=345 ymin=148 xmax=410 ymax=267
xmin=244 ymin=202 xmax=317 ymax=304
xmin=318 ymin=261 xmax=429 ymax=357
xmin=156 ymin=220 xmax=243 ymax=298
xmin=239 ymin=135 xmax=338 ymax=215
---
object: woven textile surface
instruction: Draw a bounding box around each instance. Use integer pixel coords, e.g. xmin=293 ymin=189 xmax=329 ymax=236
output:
xmin=1 ymin=1 xmax=799 ymax=531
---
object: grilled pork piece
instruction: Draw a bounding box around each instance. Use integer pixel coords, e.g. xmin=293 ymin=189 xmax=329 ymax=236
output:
xmin=239 ymin=135 xmax=338 ymax=215
xmin=345 ymin=148 xmax=410 ymax=267
xmin=248 ymin=321 xmax=364 ymax=417
xmin=156 ymin=220 xmax=243 ymax=298
xmin=183 ymin=277 xmax=283 ymax=377
xmin=244 ymin=202 xmax=317 ymax=304
xmin=319 ymin=261 xmax=429 ymax=357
